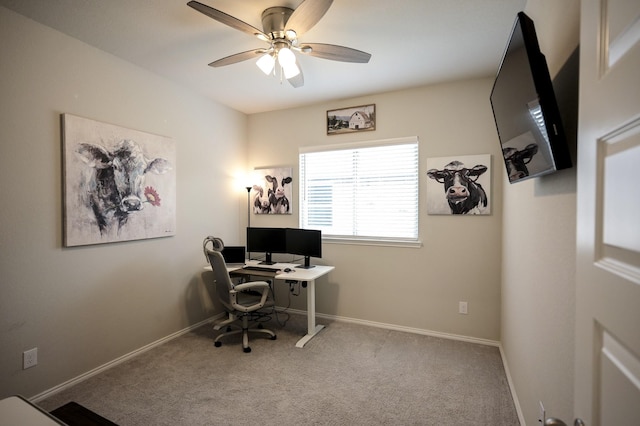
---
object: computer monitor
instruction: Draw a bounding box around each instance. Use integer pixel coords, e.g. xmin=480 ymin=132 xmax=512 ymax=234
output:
xmin=285 ymin=228 xmax=322 ymax=269
xmin=221 ymin=246 xmax=245 ymax=265
xmin=246 ymin=227 xmax=286 ymax=264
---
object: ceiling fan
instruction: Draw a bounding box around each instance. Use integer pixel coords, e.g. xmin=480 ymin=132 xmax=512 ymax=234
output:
xmin=187 ymin=0 xmax=372 ymax=88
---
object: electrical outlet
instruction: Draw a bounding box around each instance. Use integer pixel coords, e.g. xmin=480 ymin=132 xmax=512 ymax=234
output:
xmin=23 ymin=347 xmax=38 ymax=369
xmin=538 ymin=401 xmax=546 ymax=424
xmin=459 ymin=301 xmax=468 ymax=314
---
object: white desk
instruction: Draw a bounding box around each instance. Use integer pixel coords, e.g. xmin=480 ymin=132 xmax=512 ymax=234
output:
xmin=0 ymin=395 xmax=64 ymax=425
xmin=205 ymin=260 xmax=334 ymax=348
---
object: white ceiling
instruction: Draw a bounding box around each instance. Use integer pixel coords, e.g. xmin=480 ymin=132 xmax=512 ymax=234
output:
xmin=0 ymin=0 xmax=526 ymax=114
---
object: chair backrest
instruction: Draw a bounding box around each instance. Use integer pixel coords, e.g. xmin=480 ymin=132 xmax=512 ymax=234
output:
xmin=203 ymin=236 xmax=224 ymax=263
xmin=205 ymin=248 xmax=235 ymax=312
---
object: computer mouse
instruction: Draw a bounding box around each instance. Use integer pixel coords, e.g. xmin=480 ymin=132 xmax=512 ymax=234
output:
xmin=284 ymin=268 xmax=293 ymax=273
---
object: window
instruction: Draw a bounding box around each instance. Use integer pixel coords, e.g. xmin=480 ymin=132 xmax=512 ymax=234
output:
xmin=299 ymin=136 xmax=419 ymax=243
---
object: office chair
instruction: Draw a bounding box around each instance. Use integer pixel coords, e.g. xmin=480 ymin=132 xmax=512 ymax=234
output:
xmin=204 ymin=239 xmax=276 ymax=353
xmin=203 ymin=236 xmax=239 ymax=330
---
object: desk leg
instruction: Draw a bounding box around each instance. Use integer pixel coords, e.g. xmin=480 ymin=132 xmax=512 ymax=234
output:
xmin=295 ymin=278 xmax=325 ymax=348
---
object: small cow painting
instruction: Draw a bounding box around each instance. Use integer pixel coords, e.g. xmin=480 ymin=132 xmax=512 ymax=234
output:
xmin=426 ymin=154 xmax=491 ymax=215
xmin=251 ymin=167 xmax=293 ymax=215
xmin=500 ymin=130 xmax=556 ymax=183
xmin=63 ymin=114 xmax=176 ymax=246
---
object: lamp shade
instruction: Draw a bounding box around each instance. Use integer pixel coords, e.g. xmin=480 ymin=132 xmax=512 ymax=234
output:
xmin=256 ymin=53 xmax=275 ymax=75
xmin=282 ymin=62 xmax=300 ymax=79
xmin=277 ymin=47 xmax=296 ymax=66
xmin=278 ymin=47 xmax=300 ymax=78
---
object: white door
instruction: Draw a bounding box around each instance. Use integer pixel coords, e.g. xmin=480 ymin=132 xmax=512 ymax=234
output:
xmin=575 ymin=0 xmax=640 ymax=425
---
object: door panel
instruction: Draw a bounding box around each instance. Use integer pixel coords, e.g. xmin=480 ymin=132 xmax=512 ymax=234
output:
xmin=576 ymin=0 xmax=640 ymax=424
xmin=600 ymin=329 xmax=640 ymax=425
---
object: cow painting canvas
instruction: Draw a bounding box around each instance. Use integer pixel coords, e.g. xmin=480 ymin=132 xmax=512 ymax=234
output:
xmin=251 ymin=167 xmax=293 ymax=215
xmin=62 ymin=114 xmax=176 ymax=246
xmin=426 ymin=154 xmax=491 ymax=215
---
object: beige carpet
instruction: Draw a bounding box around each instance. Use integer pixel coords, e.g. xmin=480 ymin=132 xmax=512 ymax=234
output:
xmin=38 ymin=313 xmax=519 ymax=425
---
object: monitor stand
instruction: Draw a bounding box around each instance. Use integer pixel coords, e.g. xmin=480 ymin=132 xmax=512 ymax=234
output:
xmin=259 ymin=252 xmax=276 ymax=265
xmin=297 ymin=256 xmax=316 ymax=269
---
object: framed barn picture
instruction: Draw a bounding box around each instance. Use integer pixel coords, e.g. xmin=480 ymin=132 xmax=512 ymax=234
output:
xmin=426 ymin=154 xmax=492 ymax=215
xmin=251 ymin=167 xmax=293 ymax=215
xmin=327 ymin=104 xmax=376 ymax=135
xmin=62 ymin=114 xmax=176 ymax=246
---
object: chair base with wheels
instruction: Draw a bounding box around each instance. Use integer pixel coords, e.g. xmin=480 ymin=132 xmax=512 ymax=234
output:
xmin=213 ymin=313 xmax=276 ymax=353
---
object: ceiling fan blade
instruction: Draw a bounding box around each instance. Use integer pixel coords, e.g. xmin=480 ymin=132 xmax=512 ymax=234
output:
xmin=187 ymin=1 xmax=268 ymax=40
xmin=286 ymin=0 xmax=333 ymax=36
xmin=302 ymin=43 xmax=371 ymax=63
xmin=288 ymin=66 xmax=305 ymax=88
xmin=208 ymin=49 xmax=266 ymax=67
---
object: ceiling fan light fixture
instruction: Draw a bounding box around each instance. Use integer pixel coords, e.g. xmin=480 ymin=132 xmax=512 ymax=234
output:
xmin=277 ymin=47 xmax=296 ymax=67
xmin=256 ymin=53 xmax=275 ymax=75
xmin=277 ymin=47 xmax=300 ymax=79
xmin=283 ymin=62 xmax=300 ymax=79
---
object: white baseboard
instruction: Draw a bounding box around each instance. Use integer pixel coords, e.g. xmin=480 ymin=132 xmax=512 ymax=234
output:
xmin=498 ymin=344 xmax=526 ymax=426
xmin=30 ymin=314 xmax=225 ymax=403
xmin=285 ymin=307 xmax=500 ymax=347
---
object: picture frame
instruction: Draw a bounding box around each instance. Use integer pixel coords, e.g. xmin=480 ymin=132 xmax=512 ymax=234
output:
xmin=425 ymin=154 xmax=492 ymax=215
xmin=327 ymin=104 xmax=376 ymax=135
xmin=62 ymin=114 xmax=176 ymax=246
xmin=251 ymin=167 xmax=294 ymax=215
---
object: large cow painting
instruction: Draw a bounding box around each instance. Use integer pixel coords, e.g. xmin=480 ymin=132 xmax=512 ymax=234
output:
xmin=426 ymin=154 xmax=491 ymax=215
xmin=62 ymin=114 xmax=176 ymax=246
xmin=251 ymin=167 xmax=293 ymax=215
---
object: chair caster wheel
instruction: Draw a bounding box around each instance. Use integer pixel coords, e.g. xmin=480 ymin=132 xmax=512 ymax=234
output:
xmin=214 ymin=341 xmax=222 ymax=347
xmin=271 ymin=335 xmax=277 ymax=340
xmin=243 ymin=347 xmax=251 ymax=353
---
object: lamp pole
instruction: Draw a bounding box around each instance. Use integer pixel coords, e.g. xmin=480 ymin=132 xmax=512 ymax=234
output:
xmin=246 ymin=186 xmax=252 ymax=261
xmin=246 ymin=186 xmax=252 ymax=228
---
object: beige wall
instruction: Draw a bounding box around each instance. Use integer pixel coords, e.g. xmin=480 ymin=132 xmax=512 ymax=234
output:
xmin=501 ymin=1 xmax=580 ymax=424
xmin=0 ymin=7 xmax=247 ymax=398
xmin=247 ymin=79 xmax=504 ymax=341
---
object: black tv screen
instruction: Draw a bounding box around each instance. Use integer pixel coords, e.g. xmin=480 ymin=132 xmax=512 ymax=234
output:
xmin=490 ymin=12 xmax=572 ymax=183
xmin=246 ymin=227 xmax=286 ymax=264
xmin=285 ymin=228 xmax=322 ymax=269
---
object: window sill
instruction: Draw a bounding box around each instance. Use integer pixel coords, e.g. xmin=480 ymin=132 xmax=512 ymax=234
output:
xmin=323 ymin=237 xmax=422 ymax=249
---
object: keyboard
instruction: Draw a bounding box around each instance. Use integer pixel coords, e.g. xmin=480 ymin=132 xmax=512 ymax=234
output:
xmin=242 ymin=266 xmax=280 ymax=273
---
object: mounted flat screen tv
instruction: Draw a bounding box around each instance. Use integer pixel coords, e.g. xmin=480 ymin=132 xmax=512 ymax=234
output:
xmin=490 ymin=12 xmax=572 ymax=183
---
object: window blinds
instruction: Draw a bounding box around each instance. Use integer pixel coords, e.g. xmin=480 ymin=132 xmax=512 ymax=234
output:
xmin=299 ymin=137 xmax=419 ymax=241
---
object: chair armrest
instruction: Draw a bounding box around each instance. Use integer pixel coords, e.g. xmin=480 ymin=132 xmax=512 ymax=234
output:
xmin=233 ymin=281 xmax=270 ymax=292
xmin=230 ymin=281 xmax=271 ymax=312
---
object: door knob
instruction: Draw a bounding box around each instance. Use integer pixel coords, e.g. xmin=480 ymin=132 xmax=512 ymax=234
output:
xmin=545 ymin=418 xmax=567 ymax=426
xmin=544 ymin=418 xmax=585 ymax=426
